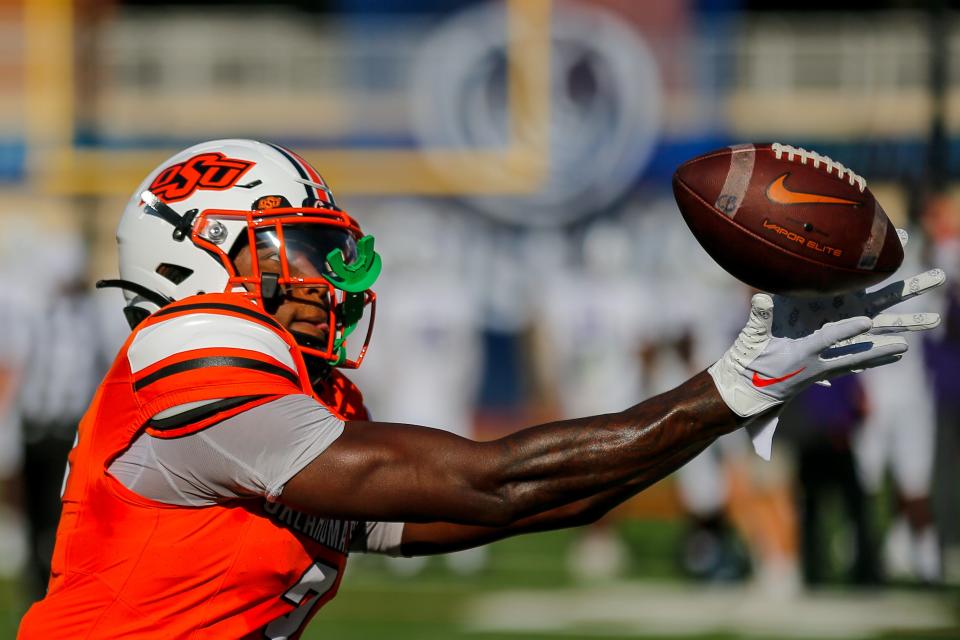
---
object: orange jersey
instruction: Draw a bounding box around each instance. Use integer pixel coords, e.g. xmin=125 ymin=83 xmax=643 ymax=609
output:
xmin=19 ymin=294 xmax=368 ymax=639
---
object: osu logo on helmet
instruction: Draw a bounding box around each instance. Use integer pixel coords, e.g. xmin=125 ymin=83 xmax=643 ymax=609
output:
xmin=253 ymin=195 xmax=290 ymax=210
xmin=149 ymin=152 xmax=255 ymax=203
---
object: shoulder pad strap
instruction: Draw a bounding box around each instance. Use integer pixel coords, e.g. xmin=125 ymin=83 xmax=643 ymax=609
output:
xmin=145 ymin=395 xmax=279 ymax=439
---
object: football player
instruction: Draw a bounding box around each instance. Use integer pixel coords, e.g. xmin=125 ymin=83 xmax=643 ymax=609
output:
xmin=18 ymin=139 xmax=945 ymax=639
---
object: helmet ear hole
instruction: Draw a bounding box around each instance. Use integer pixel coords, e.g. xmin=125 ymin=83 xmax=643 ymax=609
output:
xmin=156 ymin=263 xmax=194 ymax=284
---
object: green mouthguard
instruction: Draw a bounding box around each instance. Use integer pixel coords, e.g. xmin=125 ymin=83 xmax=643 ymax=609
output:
xmin=325 ymin=234 xmax=381 ymax=293
xmin=326 ymin=234 xmax=381 ymax=365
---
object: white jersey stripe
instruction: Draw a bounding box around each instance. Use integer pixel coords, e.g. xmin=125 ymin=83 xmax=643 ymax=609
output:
xmin=128 ymin=312 xmax=296 ymax=374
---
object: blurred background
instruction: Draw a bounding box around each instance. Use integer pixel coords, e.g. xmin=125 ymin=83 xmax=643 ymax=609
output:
xmin=2 ymin=0 xmax=960 ymax=637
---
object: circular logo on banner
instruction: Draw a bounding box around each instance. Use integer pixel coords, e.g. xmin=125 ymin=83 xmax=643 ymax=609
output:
xmin=410 ymin=1 xmax=662 ymax=227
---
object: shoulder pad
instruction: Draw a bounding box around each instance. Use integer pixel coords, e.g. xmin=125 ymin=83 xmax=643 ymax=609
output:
xmin=129 ymin=295 xmax=296 ymax=375
xmin=124 ymin=294 xmax=309 ymax=430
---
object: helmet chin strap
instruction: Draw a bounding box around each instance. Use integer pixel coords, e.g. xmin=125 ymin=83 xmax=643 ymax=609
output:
xmin=291 ymin=331 xmax=337 ymax=391
xmin=259 ymin=272 xmax=284 ymax=314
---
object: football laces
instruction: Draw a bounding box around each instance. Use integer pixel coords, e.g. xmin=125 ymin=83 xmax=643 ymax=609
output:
xmin=771 ymin=142 xmax=866 ymax=192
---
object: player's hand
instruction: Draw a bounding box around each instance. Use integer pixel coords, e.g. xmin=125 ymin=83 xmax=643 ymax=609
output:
xmin=709 ymin=228 xmax=945 ymax=459
xmin=710 ymin=294 xmax=901 ymax=419
xmin=709 ymin=269 xmax=945 ymax=419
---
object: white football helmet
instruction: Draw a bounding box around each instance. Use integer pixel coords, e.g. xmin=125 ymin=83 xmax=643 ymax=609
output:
xmin=103 ymin=139 xmax=381 ymax=368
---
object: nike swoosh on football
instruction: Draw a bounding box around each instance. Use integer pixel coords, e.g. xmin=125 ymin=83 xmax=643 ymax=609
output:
xmin=766 ymin=173 xmax=862 ymax=206
xmin=751 ymin=367 xmax=805 ymax=387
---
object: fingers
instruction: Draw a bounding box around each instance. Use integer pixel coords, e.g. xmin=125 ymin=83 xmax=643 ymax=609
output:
xmin=897 ymin=228 xmax=908 ymax=248
xmin=871 ymin=312 xmax=941 ymax=334
xmin=820 ymin=334 xmax=908 ymax=368
xmin=746 ymin=293 xmax=774 ymax=334
xmin=813 ymin=352 xmax=903 ymax=387
xmin=812 ymin=316 xmax=872 ymax=351
xmin=750 ymin=293 xmax=774 ymax=316
xmin=865 ymin=269 xmax=946 ymax=314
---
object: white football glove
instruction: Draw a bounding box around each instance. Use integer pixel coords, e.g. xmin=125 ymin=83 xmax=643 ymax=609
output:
xmin=710 ymin=259 xmax=945 ymax=459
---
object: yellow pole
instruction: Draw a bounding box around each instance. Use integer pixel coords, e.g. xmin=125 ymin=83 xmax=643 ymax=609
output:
xmin=507 ymin=0 xmax=551 ymax=162
xmin=23 ymin=0 xmax=75 ymax=177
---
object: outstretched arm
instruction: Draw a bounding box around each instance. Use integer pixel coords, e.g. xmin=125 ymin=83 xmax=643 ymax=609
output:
xmin=399 ymin=487 xmax=646 ymax=557
xmin=399 ymin=375 xmax=726 ymax=555
xmin=281 ymin=371 xmax=740 ymax=527
xmin=283 ymin=269 xmax=943 ymax=530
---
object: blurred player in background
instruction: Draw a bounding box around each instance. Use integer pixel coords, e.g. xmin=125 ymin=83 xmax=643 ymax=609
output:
xmin=18 ymin=139 xmax=944 ymax=639
xmin=856 ymin=228 xmax=941 ymax=584
xmin=0 ymin=223 xmax=38 ymax=589
xmin=781 ymin=375 xmax=879 ymax=587
xmin=17 ymin=273 xmax=107 ymax=599
xmin=921 ymin=196 xmax=960 ymax=581
xmin=0 ymin=227 xmax=125 ymax=599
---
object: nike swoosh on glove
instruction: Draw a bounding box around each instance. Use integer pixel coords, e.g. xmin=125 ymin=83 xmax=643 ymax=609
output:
xmin=710 ymin=294 xmax=910 ymax=416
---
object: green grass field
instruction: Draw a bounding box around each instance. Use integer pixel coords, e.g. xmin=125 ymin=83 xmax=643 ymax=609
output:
xmin=4 ymin=521 xmax=958 ymax=639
